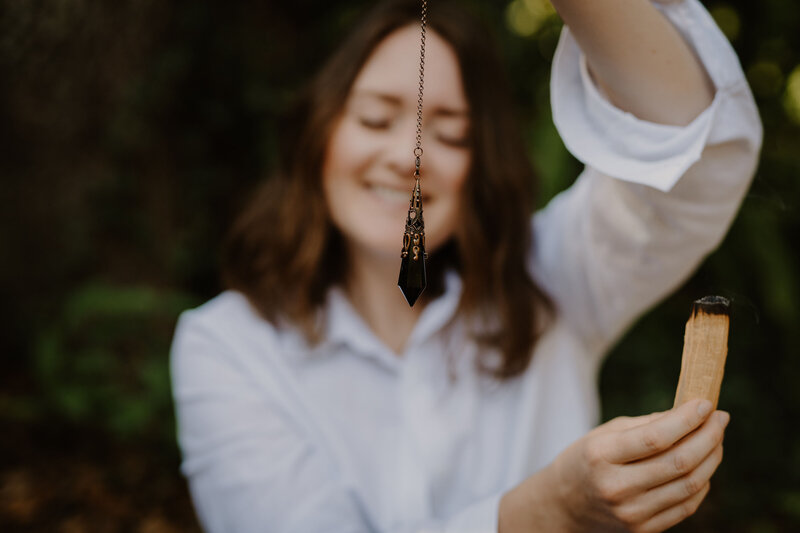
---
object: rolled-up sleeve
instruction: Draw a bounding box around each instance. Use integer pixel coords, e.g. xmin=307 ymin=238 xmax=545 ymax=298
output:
xmin=530 ymin=0 xmax=762 ymax=352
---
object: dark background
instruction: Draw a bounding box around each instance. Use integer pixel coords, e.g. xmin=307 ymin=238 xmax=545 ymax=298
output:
xmin=1 ymin=0 xmax=798 ymax=531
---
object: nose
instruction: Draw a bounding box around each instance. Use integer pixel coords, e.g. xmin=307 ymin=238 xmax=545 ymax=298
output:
xmin=384 ymin=116 xmax=420 ymax=179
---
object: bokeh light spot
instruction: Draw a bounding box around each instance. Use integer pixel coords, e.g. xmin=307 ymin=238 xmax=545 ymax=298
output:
xmin=783 ymin=65 xmax=800 ymax=125
xmin=506 ymin=0 xmax=556 ymax=38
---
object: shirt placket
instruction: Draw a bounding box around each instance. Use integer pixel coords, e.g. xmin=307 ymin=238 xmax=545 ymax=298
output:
xmin=395 ymin=344 xmax=433 ymax=525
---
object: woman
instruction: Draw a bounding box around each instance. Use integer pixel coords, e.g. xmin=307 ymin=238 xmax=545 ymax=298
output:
xmin=170 ymin=0 xmax=762 ymax=531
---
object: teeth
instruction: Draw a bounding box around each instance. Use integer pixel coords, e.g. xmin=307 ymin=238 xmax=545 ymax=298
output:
xmin=369 ymin=184 xmax=409 ymax=202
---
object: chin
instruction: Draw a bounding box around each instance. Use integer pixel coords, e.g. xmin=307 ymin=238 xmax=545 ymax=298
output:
xmin=338 ymin=215 xmax=453 ymax=261
xmin=341 ymin=230 xmax=401 ymax=260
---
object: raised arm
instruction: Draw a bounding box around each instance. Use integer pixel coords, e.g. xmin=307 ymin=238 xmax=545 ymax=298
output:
xmin=549 ymin=0 xmax=714 ymax=125
xmin=529 ymin=0 xmax=762 ymax=350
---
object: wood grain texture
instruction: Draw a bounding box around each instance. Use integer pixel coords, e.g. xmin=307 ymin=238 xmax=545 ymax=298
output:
xmin=674 ymin=296 xmax=731 ymax=409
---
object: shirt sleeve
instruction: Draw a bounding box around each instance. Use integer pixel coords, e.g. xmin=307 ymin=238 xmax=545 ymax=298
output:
xmin=529 ymin=0 xmax=762 ymax=352
xmin=171 ymin=310 xmax=505 ymax=533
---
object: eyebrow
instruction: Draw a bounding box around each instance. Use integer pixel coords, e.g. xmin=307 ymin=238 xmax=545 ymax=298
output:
xmin=352 ymin=90 xmax=469 ymax=117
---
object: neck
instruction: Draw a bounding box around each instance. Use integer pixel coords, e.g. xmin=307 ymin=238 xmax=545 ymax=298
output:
xmin=343 ymin=246 xmax=427 ymax=356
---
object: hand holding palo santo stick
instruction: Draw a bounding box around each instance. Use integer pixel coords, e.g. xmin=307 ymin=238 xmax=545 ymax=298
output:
xmin=674 ymin=296 xmax=731 ymax=410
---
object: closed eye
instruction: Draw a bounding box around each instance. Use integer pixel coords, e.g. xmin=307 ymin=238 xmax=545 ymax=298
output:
xmin=436 ymin=134 xmax=470 ymax=148
xmin=358 ymin=117 xmax=391 ymax=129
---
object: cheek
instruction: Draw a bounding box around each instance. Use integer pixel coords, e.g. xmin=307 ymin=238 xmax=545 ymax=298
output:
xmin=430 ymin=145 xmax=471 ymax=193
xmin=322 ymin=122 xmax=366 ymax=223
xmin=441 ymin=150 xmax=471 ymax=206
xmin=322 ymin=120 xmax=374 ymax=185
xmin=425 ymin=150 xmax=471 ymax=245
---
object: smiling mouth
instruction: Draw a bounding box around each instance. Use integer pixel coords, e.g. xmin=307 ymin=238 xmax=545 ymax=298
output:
xmin=366 ymin=182 xmax=413 ymax=204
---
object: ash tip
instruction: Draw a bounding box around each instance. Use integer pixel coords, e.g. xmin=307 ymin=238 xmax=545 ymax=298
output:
xmin=692 ymin=295 xmax=731 ymax=317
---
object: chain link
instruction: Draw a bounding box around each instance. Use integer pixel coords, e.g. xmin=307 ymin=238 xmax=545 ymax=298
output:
xmin=413 ymin=0 xmax=427 ymax=175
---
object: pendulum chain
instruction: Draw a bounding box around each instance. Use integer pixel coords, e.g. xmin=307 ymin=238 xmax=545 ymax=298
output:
xmin=397 ymin=0 xmax=428 ymax=307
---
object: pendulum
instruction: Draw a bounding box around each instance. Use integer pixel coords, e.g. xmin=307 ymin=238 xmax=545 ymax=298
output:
xmin=398 ymin=0 xmax=428 ymax=307
xmin=398 ymin=157 xmax=427 ymax=306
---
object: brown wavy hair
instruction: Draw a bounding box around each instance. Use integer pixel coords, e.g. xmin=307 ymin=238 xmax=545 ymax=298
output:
xmin=221 ymin=0 xmax=553 ymax=380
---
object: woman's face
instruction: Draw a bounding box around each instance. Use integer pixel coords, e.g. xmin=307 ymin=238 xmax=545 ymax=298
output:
xmin=322 ymin=24 xmax=471 ymax=262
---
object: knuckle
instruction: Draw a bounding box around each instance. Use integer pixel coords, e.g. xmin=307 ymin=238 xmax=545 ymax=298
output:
xmin=614 ymin=512 xmax=635 ymax=529
xmin=683 ymin=411 xmax=698 ymax=433
xmin=680 ymin=488 xmax=706 ymax=519
xmin=597 ymin=477 xmax=624 ymax=504
xmin=672 ymin=452 xmax=689 ymax=475
xmin=614 ymin=506 xmax=644 ymax=529
xmin=640 ymin=428 xmax=662 ymax=453
xmin=683 ymin=473 xmax=702 ymax=497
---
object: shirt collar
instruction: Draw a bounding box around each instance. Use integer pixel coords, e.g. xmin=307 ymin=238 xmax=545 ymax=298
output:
xmin=320 ymin=269 xmax=464 ymax=372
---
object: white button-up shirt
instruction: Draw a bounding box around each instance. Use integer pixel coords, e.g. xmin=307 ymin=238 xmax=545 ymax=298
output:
xmin=170 ymin=1 xmax=762 ymax=531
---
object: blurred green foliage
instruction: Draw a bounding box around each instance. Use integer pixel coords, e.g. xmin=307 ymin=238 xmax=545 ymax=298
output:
xmin=31 ymin=285 xmax=198 ymax=439
xmin=1 ymin=0 xmax=798 ymax=530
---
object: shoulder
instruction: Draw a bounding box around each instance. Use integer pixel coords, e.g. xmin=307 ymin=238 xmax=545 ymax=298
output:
xmin=171 ymin=290 xmax=294 ymax=380
xmin=175 ymin=290 xmax=277 ymax=343
xmin=180 ymin=289 xmax=256 ymax=324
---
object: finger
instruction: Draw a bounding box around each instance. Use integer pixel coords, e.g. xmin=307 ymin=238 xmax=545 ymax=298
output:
xmin=598 ymin=411 xmax=669 ymax=433
xmin=617 ymin=443 xmax=723 ymax=524
xmin=605 ymin=399 xmax=713 ymax=463
xmin=621 ymin=410 xmax=728 ymax=492
xmin=638 ymin=482 xmax=711 ymax=533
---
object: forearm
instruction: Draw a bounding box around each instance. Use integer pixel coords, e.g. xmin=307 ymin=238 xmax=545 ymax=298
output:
xmin=549 ymin=0 xmax=714 ymax=126
xmin=498 ymin=464 xmax=571 ymax=533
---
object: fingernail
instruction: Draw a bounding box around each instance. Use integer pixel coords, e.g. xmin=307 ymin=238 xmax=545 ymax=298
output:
xmin=716 ymin=411 xmax=730 ymax=427
xmin=697 ymin=400 xmax=712 ymax=417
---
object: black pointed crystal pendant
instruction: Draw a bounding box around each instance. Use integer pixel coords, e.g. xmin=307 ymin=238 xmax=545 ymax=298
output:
xmin=398 ymin=176 xmax=427 ymax=306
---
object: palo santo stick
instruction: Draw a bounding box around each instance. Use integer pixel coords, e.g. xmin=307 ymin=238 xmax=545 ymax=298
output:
xmin=674 ymin=296 xmax=731 ymax=410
